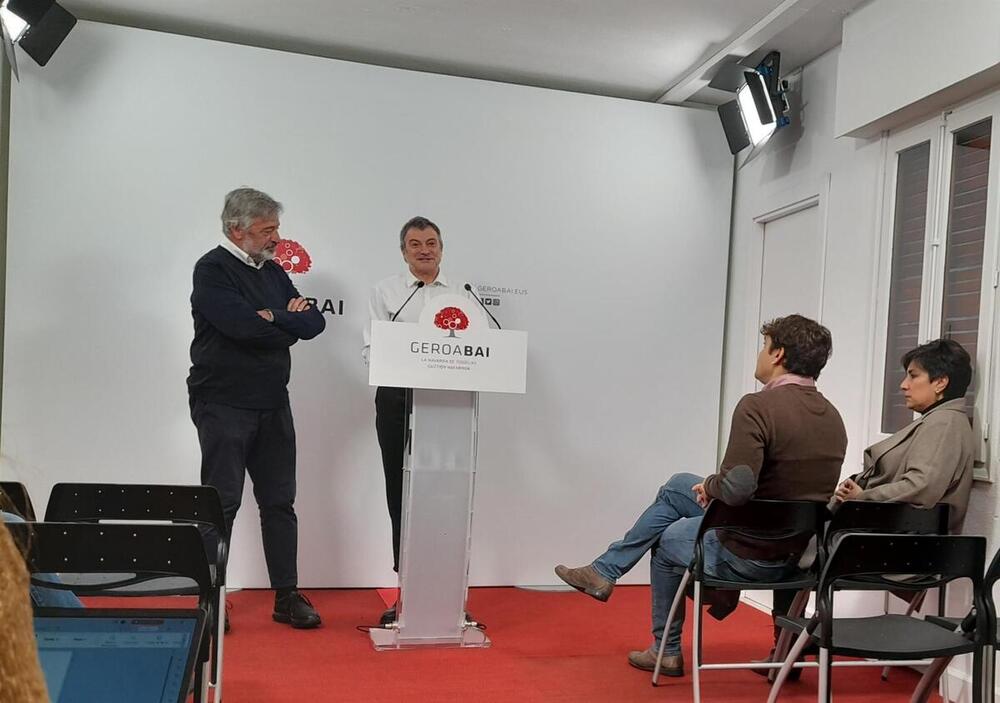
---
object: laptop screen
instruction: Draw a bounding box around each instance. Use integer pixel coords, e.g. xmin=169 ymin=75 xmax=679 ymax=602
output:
xmin=34 ymin=608 xmax=204 ymax=703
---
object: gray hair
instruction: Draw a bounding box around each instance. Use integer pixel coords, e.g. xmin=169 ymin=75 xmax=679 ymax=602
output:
xmin=399 ymin=216 xmax=442 ymax=251
xmin=221 ymin=187 xmax=283 ymax=236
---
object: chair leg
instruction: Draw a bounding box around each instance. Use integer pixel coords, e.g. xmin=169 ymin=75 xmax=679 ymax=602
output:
xmin=652 ymin=569 xmax=690 ymax=687
xmin=770 ymin=588 xmax=810 ymax=683
xmin=909 ymin=657 xmax=951 ymax=703
xmin=214 ymin=588 xmax=226 ymax=702
xmin=767 ymin=625 xmax=813 ymax=703
xmin=818 ymin=647 xmax=831 ymax=703
xmin=882 ymin=590 xmax=928 ymax=681
xmin=693 ymin=580 xmax=702 ymax=703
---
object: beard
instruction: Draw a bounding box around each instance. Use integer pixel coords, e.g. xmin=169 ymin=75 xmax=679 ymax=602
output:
xmin=250 ymin=245 xmax=277 ymax=264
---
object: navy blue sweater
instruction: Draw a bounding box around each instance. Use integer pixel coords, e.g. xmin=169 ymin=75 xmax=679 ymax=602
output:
xmin=187 ymin=246 xmax=326 ymax=409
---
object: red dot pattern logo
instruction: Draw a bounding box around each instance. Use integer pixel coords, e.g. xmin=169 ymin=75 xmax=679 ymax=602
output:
xmin=272 ymin=239 xmax=312 ymax=274
xmin=434 ymin=307 xmax=470 ymax=337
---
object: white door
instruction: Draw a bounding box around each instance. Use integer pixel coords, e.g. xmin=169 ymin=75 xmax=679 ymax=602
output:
xmin=758 ymin=204 xmax=823 ymax=329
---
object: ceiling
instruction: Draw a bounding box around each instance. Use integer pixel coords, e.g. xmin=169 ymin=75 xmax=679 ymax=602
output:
xmin=60 ymin=0 xmax=869 ymax=104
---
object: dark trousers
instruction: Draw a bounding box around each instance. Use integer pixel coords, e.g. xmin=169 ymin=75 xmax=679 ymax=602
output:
xmin=190 ymin=398 xmax=298 ymax=589
xmin=375 ymin=387 xmax=410 ymax=572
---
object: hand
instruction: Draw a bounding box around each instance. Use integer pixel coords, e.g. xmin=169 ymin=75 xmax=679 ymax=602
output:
xmin=692 ymin=483 xmax=709 ymax=508
xmin=286 ymin=297 xmax=312 ymax=313
xmin=256 ymin=309 xmax=274 ymax=323
xmin=834 ymin=478 xmax=862 ymax=503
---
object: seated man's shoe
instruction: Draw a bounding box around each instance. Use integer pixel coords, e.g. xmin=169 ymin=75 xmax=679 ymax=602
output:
xmin=272 ymin=590 xmax=322 ymax=629
xmin=628 ymin=648 xmax=683 ymax=676
xmin=554 ymin=564 xmax=614 ymax=602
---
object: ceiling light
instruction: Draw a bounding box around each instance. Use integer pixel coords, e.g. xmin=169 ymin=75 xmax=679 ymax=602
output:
xmin=0 ymin=0 xmax=76 ymax=72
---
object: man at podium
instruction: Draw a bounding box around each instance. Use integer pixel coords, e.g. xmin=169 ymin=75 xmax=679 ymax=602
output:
xmin=363 ymin=216 xmax=474 ymax=623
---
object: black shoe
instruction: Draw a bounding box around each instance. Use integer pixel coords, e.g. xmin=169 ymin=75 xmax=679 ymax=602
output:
xmin=273 ymin=590 xmax=322 ymax=629
xmin=379 ymin=606 xmax=397 ymax=626
xmin=224 ymin=601 xmax=232 ymax=634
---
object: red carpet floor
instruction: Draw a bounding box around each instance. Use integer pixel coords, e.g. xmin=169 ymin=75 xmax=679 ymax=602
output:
xmin=204 ymin=585 xmax=936 ymax=702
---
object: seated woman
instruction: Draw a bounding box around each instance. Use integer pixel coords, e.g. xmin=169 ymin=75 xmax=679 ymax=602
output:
xmin=832 ymin=337 xmax=975 ymax=532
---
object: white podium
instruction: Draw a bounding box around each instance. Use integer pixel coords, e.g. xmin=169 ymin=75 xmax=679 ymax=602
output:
xmin=367 ymin=295 xmax=526 ymax=649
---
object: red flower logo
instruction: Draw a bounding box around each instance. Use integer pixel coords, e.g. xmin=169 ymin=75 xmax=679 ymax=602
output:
xmin=434 ymin=307 xmax=469 ymax=338
xmin=272 ymin=239 xmax=312 ymax=274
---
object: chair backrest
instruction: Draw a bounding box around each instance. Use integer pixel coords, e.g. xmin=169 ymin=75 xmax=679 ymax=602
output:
xmin=693 ymin=499 xmax=827 ymax=575
xmin=696 ymin=499 xmax=827 ymax=541
xmin=826 ymin=501 xmax=949 ymax=548
xmin=816 ymin=533 xmax=988 ymax=647
xmin=7 ymin=521 xmax=214 ymax=602
xmin=45 ymin=483 xmax=228 ymax=579
xmin=1 ymin=481 xmax=37 ymax=521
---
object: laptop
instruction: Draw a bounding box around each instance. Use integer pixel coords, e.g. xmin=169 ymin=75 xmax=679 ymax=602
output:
xmin=34 ymin=608 xmax=206 ymax=703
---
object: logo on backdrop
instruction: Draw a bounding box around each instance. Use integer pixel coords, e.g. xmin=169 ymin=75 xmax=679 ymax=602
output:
xmin=270 ymin=239 xmax=344 ymax=315
xmin=434 ymin=307 xmax=470 ymax=338
xmin=272 ymin=239 xmax=312 ymax=274
xmin=474 ymin=283 xmax=528 ymax=308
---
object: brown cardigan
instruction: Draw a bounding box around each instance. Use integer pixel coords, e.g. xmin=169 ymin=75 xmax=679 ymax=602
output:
xmin=703 ymin=383 xmax=847 ymax=559
xmin=853 ymin=397 xmax=974 ymax=533
xmin=0 ymin=523 xmax=48 ymax=703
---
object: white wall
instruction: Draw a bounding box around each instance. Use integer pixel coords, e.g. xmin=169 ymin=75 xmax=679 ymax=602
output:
xmin=837 ymin=0 xmax=1000 ymax=137
xmin=1 ymin=22 xmax=734 ymax=589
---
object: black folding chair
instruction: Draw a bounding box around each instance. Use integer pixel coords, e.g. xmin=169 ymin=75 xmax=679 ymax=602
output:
xmin=767 ymin=533 xmax=990 ymax=703
xmin=45 ymin=483 xmax=229 ymax=702
xmin=8 ymin=521 xmax=215 ymax=703
xmin=769 ymin=501 xmax=950 ymax=681
xmin=650 ymin=498 xmax=828 ymax=702
xmin=910 ymin=543 xmax=1000 ymax=703
xmin=0 ymin=480 xmax=37 ymax=520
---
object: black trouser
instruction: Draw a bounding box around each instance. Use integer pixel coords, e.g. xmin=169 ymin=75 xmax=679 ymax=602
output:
xmin=190 ymin=398 xmax=298 ymax=589
xmin=374 ymin=387 xmax=410 ymax=572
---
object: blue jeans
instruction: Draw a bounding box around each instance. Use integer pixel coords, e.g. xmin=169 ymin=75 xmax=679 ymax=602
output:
xmin=2 ymin=511 xmax=84 ymax=608
xmin=592 ymin=473 xmax=798 ymax=655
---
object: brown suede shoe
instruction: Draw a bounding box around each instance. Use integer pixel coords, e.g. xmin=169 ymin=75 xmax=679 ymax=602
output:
xmin=554 ymin=564 xmax=614 ymax=602
xmin=628 ymin=648 xmax=684 ymax=676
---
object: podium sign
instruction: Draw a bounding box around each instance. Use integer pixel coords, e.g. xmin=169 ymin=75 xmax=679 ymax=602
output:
xmin=368 ymin=311 xmax=526 ymax=394
xmin=367 ymin=295 xmax=527 ymax=650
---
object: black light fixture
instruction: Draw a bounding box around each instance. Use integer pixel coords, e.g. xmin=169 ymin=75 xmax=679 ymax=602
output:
xmin=717 ymin=51 xmax=790 ymax=155
xmin=0 ymin=0 xmax=76 ymax=76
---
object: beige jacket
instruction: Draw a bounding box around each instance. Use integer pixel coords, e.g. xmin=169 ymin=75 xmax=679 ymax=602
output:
xmin=855 ymin=398 xmax=975 ymax=533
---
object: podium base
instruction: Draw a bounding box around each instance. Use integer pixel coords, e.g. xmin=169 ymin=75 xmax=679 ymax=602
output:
xmin=369 ymin=625 xmax=490 ymax=650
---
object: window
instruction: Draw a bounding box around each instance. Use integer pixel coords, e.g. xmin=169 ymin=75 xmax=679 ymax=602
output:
xmin=881 ymin=142 xmax=930 ymax=433
xmin=876 ymin=97 xmax=1000 ymax=479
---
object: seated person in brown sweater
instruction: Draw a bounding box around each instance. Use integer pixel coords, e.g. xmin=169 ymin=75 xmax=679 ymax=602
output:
xmin=832 ymin=338 xmax=975 ymax=533
xmin=554 ymin=314 xmax=847 ymax=676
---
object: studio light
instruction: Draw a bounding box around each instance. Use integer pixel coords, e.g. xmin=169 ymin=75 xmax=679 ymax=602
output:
xmin=0 ymin=0 xmax=76 ymax=72
xmin=719 ymin=71 xmax=776 ymax=155
xmin=717 ymin=51 xmax=790 ymax=156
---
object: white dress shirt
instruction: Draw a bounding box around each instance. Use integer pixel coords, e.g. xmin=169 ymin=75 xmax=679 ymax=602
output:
xmin=362 ymin=269 xmax=474 ymax=364
xmin=219 ymin=237 xmax=264 ymax=269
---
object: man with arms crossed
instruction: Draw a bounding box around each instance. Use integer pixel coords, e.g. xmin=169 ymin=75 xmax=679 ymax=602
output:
xmin=188 ymin=187 xmax=325 ymax=629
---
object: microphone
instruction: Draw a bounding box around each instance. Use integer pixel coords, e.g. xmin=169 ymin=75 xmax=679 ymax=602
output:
xmin=464 ymin=283 xmax=502 ymax=329
xmin=391 ymin=281 xmax=425 ymax=321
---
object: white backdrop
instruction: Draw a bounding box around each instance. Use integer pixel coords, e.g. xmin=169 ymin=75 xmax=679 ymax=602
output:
xmin=2 ymin=22 xmax=733 ymax=588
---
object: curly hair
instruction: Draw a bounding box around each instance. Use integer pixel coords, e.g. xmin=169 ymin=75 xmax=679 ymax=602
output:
xmin=760 ymin=314 xmax=833 ymax=380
